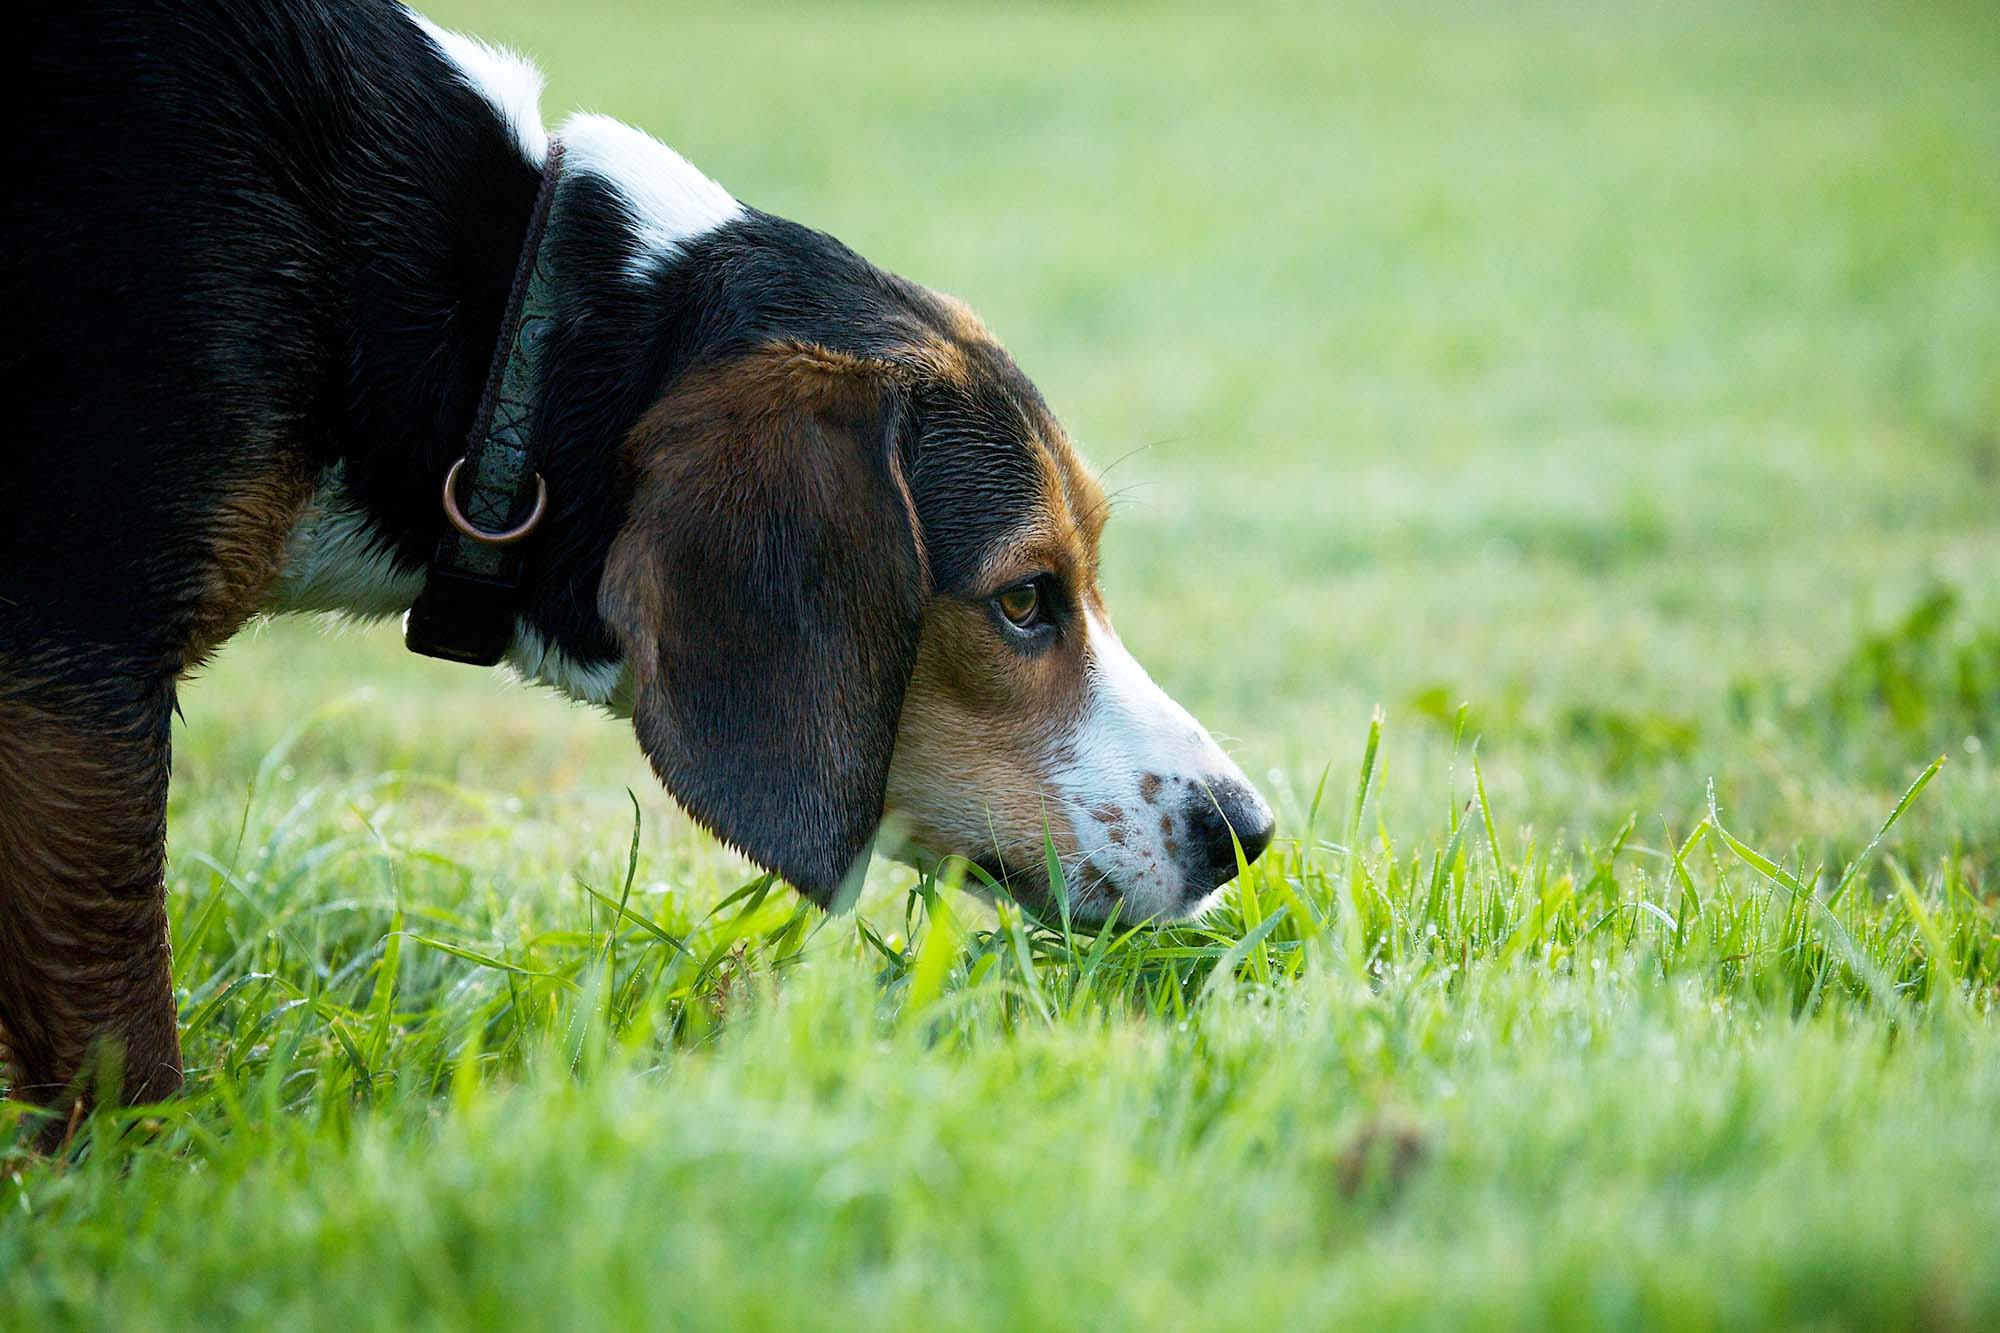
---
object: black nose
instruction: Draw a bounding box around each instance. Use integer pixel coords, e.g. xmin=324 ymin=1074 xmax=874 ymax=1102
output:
xmin=1185 ymin=781 xmax=1277 ymax=889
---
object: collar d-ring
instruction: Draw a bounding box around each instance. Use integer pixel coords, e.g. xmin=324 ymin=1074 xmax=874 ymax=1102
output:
xmin=441 ymin=455 xmax=548 ymax=545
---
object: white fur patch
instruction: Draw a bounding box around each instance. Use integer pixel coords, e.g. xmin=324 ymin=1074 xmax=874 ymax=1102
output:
xmin=404 ymin=16 xmax=740 ymax=277
xmin=558 ymin=112 xmax=743 ymax=279
xmin=407 ymin=10 xmax=550 ymax=164
xmin=268 ymin=470 xmax=426 ymax=619
xmin=504 ymin=624 xmax=631 ymax=712
xmin=270 ymin=476 xmax=630 ymax=709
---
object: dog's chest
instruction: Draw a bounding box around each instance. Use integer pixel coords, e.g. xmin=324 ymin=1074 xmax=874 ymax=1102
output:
xmin=265 ymin=470 xmax=425 ymax=620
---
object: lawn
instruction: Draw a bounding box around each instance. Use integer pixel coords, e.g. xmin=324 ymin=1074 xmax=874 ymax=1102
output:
xmin=6 ymin=0 xmax=2000 ymax=1326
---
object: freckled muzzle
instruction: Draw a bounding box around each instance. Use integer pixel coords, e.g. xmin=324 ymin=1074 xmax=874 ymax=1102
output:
xmin=994 ymin=766 xmax=1275 ymax=926
xmin=1094 ymin=766 xmax=1276 ymax=917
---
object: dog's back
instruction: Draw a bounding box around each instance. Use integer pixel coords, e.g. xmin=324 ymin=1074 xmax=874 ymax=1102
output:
xmin=4 ymin=0 xmax=527 ymax=668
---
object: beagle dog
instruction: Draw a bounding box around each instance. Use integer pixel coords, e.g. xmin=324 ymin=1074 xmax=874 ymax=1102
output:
xmin=0 ymin=0 xmax=1274 ymax=1128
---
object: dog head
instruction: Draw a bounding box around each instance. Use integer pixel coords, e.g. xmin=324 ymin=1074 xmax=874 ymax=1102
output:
xmin=600 ymin=214 xmax=1273 ymax=924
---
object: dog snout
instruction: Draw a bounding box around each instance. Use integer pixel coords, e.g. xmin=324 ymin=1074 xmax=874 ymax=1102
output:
xmin=1184 ymin=779 xmax=1276 ymax=891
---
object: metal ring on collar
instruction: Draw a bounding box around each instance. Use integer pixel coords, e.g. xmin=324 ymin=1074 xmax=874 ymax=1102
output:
xmin=441 ymin=456 xmax=548 ymax=545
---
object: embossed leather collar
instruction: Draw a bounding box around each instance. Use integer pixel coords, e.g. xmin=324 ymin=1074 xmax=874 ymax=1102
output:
xmin=404 ymin=139 xmax=567 ymax=666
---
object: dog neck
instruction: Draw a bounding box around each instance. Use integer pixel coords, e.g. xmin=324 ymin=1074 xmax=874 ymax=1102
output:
xmin=402 ymin=136 xmax=573 ymax=668
xmin=267 ymin=16 xmax=742 ymax=710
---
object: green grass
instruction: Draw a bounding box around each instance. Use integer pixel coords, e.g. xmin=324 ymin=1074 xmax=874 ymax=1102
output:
xmin=6 ymin=0 xmax=2000 ymax=1326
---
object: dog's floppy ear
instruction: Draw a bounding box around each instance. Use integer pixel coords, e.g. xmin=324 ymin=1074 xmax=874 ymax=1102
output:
xmin=601 ymin=342 xmax=928 ymax=905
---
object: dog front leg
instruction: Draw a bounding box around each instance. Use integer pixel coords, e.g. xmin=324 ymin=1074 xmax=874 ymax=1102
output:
xmin=0 ymin=669 xmax=182 ymax=1148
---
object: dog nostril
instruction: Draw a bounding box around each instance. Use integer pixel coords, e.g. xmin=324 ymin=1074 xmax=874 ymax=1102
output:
xmin=1188 ymin=784 xmax=1276 ymax=884
xmin=1238 ymin=805 xmax=1276 ymax=865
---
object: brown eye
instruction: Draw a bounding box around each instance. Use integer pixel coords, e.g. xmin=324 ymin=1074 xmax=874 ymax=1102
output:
xmin=996 ymin=582 xmax=1041 ymax=628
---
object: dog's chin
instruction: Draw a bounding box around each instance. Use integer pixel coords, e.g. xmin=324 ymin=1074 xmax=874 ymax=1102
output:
xmin=885 ymin=843 xmax=1218 ymax=930
xmin=1005 ymin=879 xmax=1222 ymax=931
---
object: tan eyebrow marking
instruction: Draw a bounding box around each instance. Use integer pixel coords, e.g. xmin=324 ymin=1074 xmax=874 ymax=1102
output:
xmin=1068 ymin=464 xmax=1109 ymax=565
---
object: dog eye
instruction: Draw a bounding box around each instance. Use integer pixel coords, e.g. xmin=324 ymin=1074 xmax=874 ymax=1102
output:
xmin=995 ymin=582 xmax=1042 ymax=628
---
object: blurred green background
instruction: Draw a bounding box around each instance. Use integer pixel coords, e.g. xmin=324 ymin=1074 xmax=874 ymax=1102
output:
xmin=189 ymin=0 xmax=2000 ymax=873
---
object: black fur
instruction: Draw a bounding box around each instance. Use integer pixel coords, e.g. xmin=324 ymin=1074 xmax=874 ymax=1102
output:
xmin=8 ymin=2 xmax=530 ymax=668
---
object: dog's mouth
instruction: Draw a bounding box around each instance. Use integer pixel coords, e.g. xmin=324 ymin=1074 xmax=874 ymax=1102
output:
xmin=884 ymin=842 xmax=1120 ymax=926
xmin=925 ymin=849 xmax=1208 ymax=929
xmin=968 ymin=852 xmax=1124 ymax=926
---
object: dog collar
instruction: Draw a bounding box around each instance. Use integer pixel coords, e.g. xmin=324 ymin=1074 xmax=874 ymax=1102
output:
xmin=404 ymin=139 xmax=567 ymax=666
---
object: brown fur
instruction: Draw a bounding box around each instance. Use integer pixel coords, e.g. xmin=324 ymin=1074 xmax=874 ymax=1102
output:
xmin=601 ymin=331 xmax=1118 ymax=907
xmin=2 ymin=468 xmax=309 ymax=1141
xmin=882 ymin=463 xmax=1111 ymax=908
xmin=931 ymin=291 xmax=995 ymax=348
xmin=886 ymin=597 xmax=1092 ymax=861
xmin=184 ymin=463 xmax=315 ymax=669
xmin=0 ymin=673 xmax=182 ymax=1147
